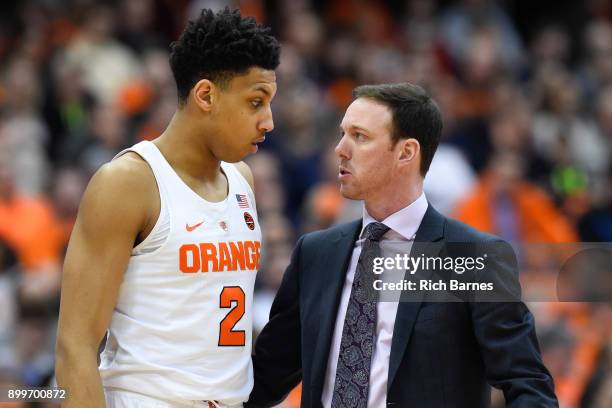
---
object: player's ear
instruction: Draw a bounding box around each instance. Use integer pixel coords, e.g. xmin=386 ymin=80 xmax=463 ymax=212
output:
xmin=398 ymin=138 xmax=419 ymax=165
xmin=192 ymin=79 xmax=215 ymax=112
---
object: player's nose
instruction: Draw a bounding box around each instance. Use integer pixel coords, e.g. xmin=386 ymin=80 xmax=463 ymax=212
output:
xmin=258 ymin=106 xmax=274 ymax=133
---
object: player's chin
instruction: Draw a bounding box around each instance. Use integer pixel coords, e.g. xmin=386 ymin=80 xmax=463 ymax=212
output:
xmin=236 ymin=142 xmax=260 ymax=157
xmin=224 ymin=145 xmax=256 ymax=162
xmin=249 ymin=142 xmax=260 ymax=154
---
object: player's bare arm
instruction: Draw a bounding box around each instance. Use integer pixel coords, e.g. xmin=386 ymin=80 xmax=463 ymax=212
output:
xmin=55 ymin=153 xmax=158 ymax=408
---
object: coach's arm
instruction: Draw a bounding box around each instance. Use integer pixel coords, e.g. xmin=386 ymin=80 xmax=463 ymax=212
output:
xmin=246 ymin=237 xmax=305 ymax=408
xmin=471 ymin=240 xmax=559 ymax=407
xmin=56 ymin=154 xmax=155 ymax=408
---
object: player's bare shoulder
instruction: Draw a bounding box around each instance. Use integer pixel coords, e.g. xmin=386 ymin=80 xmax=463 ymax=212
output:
xmin=90 ymin=152 xmax=156 ymax=207
xmin=234 ymin=161 xmax=255 ymax=191
xmin=78 ymin=152 xmax=159 ymax=240
xmin=100 ymin=152 xmax=156 ymax=195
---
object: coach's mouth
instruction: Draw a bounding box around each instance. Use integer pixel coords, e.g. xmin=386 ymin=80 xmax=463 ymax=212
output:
xmin=339 ymin=166 xmax=351 ymax=178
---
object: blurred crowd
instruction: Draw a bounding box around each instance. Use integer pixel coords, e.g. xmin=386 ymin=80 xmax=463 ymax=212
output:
xmin=0 ymin=0 xmax=611 ymax=407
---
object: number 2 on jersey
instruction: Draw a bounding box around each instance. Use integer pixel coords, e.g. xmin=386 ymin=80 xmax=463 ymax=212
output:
xmin=219 ymin=286 xmax=246 ymax=346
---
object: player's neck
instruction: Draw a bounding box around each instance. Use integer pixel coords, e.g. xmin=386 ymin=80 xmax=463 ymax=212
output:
xmin=154 ymin=111 xmax=221 ymax=181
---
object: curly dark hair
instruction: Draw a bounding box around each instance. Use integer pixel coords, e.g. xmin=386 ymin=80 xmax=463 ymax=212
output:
xmin=169 ymin=8 xmax=280 ymax=104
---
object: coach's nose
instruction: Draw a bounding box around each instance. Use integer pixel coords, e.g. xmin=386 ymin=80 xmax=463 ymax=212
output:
xmin=335 ymin=134 xmax=351 ymax=160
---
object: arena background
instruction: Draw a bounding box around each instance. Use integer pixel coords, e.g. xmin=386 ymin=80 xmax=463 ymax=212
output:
xmin=0 ymin=0 xmax=610 ymax=407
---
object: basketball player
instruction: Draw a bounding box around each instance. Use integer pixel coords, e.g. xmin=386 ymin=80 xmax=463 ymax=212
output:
xmin=55 ymin=8 xmax=280 ymax=408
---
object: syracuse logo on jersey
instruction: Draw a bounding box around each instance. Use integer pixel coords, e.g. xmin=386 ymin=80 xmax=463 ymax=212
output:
xmin=179 ymin=241 xmax=261 ymax=273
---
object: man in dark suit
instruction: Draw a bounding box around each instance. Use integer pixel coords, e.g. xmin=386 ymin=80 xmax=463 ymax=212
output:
xmin=247 ymin=83 xmax=558 ymax=407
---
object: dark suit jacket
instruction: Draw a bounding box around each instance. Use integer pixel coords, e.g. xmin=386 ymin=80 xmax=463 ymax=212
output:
xmin=247 ymin=206 xmax=558 ymax=407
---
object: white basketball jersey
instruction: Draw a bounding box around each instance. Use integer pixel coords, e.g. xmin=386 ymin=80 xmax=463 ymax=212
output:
xmin=99 ymin=141 xmax=261 ymax=405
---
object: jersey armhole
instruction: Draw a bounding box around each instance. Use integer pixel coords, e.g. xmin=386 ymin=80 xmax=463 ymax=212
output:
xmin=114 ymin=149 xmax=172 ymax=256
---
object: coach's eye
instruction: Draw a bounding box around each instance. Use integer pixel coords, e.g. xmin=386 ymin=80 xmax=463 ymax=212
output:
xmin=355 ymin=132 xmax=365 ymax=140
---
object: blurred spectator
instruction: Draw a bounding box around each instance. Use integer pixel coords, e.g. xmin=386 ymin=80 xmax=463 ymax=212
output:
xmin=0 ymin=56 xmax=50 ymax=194
xmin=324 ymin=0 xmax=394 ymax=44
xmin=301 ymin=141 xmax=345 ymax=232
xmin=0 ymin=163 xmax=63 ymax=271
xmin=581 ymin=341 xmax=612 ymax=407
xmin=489 ymin=100 xmax=553 ymax=188
xmin=45 ymin=58 xmax=95 ymax=163
xmin=439 ymin=0 xmax=525 ymax=74
xmin=77 ymin=102 xmax=130 ymax=175
xmin=579 ymin=167 xmax=612 ymax=241
xmin=532 ymin=65 xmax=608 ymax=186
xmin=578 ymin=19 xmax=612 ymax=109
xmin=268 ymin=81 xmax=334 ymax=224
xmin=536 ymin=303 xmax=612 ymax=407
xmin=50 ymin=166 xmax=87 ymax=247
xmin=117 ymin=0 xmax=167 ymax=54
xmin=246 ymin=150 xmax=286 ymax=217
xmin=55 ymin=3 xmax=141 ymax=104
xmin=0 ymin=240 xmax=18 ymax=373
xmin=424 ymin=143 xmax=475 ymax=215
xmin=453 ymin=151 xmax=578 ymax=243
xmin=530 ymin=24 xmax=571 ymax=68
xmin=400 ymin=0 xmax=439 ymax=54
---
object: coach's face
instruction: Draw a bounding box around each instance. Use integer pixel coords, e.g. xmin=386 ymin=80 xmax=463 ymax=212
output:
xmin=335 ymin=97 xmax=401 ymax=201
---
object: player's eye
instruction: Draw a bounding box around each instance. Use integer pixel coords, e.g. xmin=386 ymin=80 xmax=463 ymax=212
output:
xmin=251 ymin=99 xmax=263 ymax=108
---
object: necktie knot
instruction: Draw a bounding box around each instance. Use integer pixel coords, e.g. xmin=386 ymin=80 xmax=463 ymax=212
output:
xmin=363 ymin=222 xmax=389 ymax=242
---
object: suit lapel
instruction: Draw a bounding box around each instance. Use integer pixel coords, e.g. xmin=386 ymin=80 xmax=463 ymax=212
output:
xmin=387 ymin=205 xmax=446 ymax=391
xmin=311 ymin=220 xmax=362 ymax=391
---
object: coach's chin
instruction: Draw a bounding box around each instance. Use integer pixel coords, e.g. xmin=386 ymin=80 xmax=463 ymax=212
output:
xmin=246 ymin=83 xmax=559 ymax=408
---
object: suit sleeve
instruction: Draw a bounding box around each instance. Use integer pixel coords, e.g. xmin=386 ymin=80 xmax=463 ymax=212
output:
xmin=246 ymin=236 xmax=304 ymax=408
xmin=470 ymin=240 xmax=559 ymax=408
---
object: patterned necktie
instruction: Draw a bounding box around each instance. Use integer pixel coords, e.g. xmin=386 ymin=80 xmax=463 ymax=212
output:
xmin=331 ymin=222 xmax=390 ymax=408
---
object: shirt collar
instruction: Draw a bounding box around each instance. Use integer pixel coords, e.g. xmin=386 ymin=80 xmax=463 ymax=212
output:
xmin=361 ymin=192 xmax=428 ymax=241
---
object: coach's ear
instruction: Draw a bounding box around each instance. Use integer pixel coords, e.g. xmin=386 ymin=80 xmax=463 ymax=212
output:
xmin=397 ymin=137 xmax=420 ymax=167
xmin=192 ymin=79 xmax=215 ymax=112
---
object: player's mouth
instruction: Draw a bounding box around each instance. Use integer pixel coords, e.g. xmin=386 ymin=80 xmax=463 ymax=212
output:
xmin=250 ymin=136 xmax=266 ymax=153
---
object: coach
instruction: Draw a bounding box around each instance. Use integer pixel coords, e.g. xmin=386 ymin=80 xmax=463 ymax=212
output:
xmin=247 ymin=83 xmax=558 ymax=407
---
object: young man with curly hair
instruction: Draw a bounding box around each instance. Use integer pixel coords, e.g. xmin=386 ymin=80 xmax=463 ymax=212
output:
xmin=56 ymin=8 xmax=280 ymax=408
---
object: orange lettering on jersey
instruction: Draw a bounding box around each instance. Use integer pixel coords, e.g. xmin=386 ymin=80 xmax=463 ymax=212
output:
xmin=244 ymin=241 xmax=259 ymax=270
xmin=179 ymin=241 xmax=260 ymax=273
xmin=218 ymin=242 xmax=232 ymax=271
xmin=199 ymin=243 xmax=219 ymax=272
xmin=229 ymin=241 xmax=246 ymax=270
xmin=179 ymin=244 xmax=200 ymax=273
xmin=254 ymin=241 xmax=261 ymax=269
